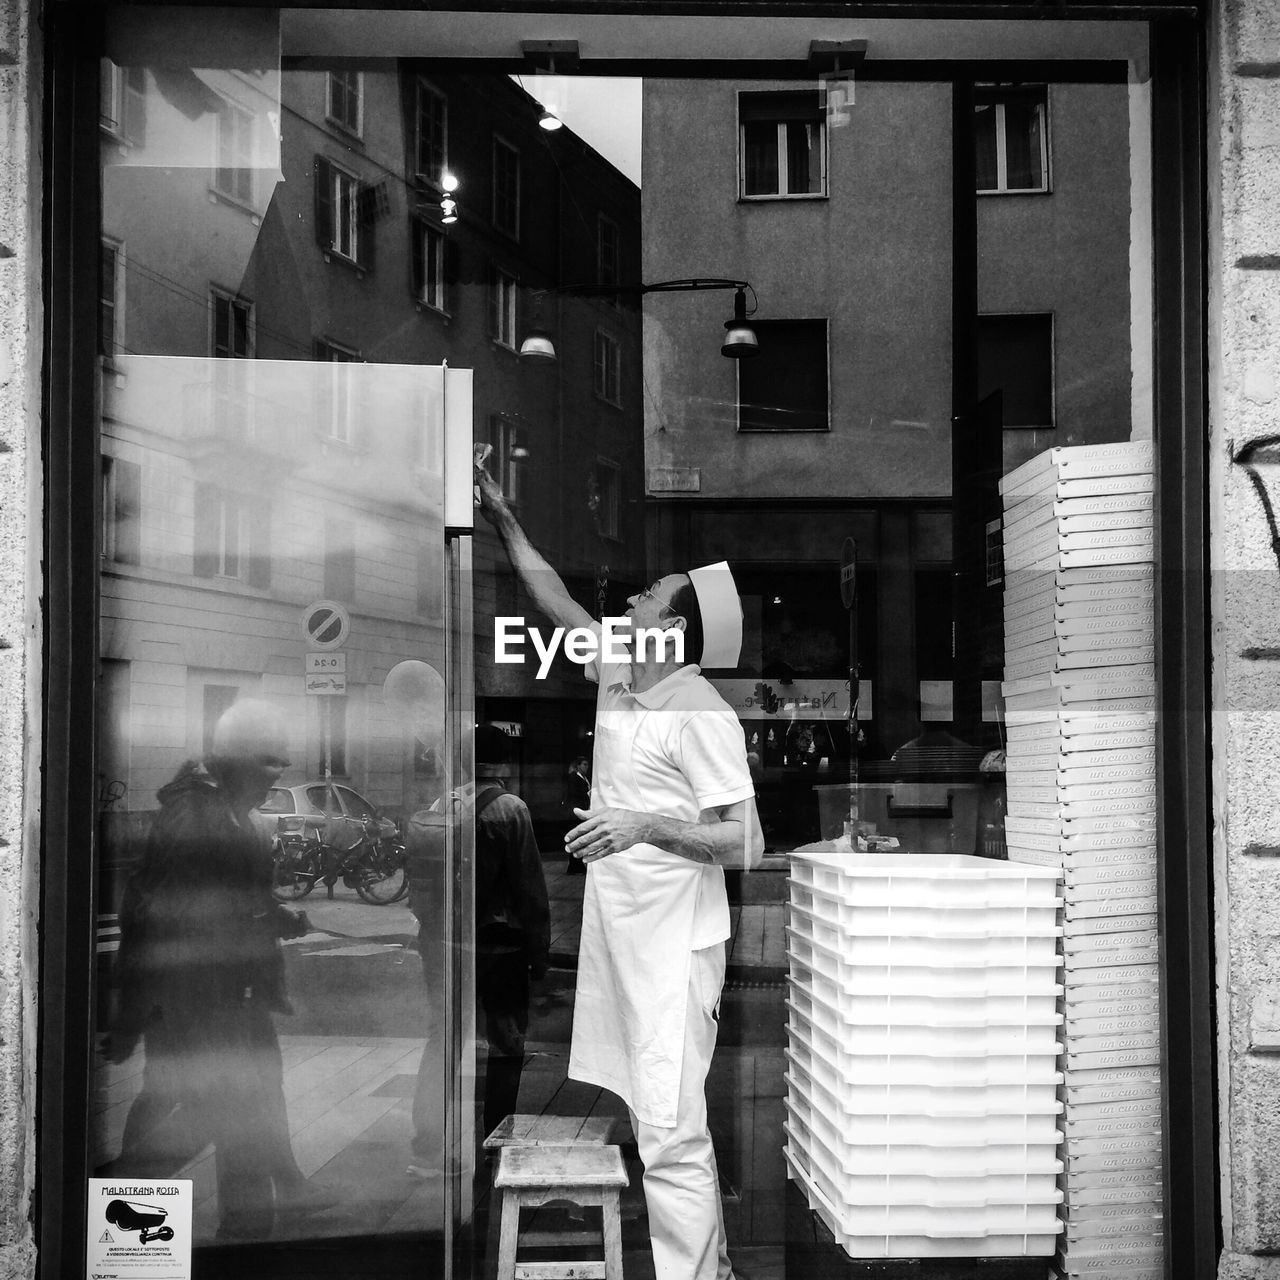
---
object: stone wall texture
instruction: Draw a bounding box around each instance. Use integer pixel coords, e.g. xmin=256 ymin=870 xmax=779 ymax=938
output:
xmin=1214 ymin=0 xmax=1280 ymax=1275
xmin=0 ymin=0 xmax=37 ymax=1273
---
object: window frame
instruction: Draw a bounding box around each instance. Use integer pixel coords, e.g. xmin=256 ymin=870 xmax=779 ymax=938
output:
xmin=100 ymin=453 xmax=141 ymax=567
xmin=489 ymin=266 xmax=518 ymax=351
xmin=489 ymin=413 xmax=526 ymax=506
xmin=736 ymin=317 xmax=831 ymax=433
xmin=209 ymin=286 xmax=255 ymax=360
xmin=491 ymin=134 xmax=521 ymax=239
xmin=326 ymin=68 xmax=364 ymax=138
xmin=976 ymin=309 xmax=1057 ymax=429
xmin=416 ymin=220 xmax=448 ymax=313
xmin=974 ymin=83 xmax=1051 ymax=195
xmin=594 ymin=456 xmax=622 ymax=541
xmin=415 ymin=77 xmax=448 ymax=189
xmin=593 ymin=328 xmax=622 ymax=407
xmin=737 ymin=90 xmax=829 ymax=201
xmin=99 ymin=236 xmax=124 ymax=361
xmin=314 ymin=337 xmax=363 ymax=444
xmin=213 ymin=96 xmax=256 ymax=208
xmin=323 ymin=159 xmax=362 ymax=264
xmin=99 ymin=60 xmax=146 ymax=147
xmin=597 ymin=212 xmax=621 ymax=303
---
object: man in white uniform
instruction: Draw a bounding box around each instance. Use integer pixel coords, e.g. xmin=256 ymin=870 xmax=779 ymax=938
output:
xmin=476 ymin=456 xmax=763 ymax=1280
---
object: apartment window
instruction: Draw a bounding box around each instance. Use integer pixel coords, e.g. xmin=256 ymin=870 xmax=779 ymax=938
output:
xmin=977 ymin=313 xmax=1055 ymax=428
xmin=102 ymin=455 xmax=141 ymax=566
xmin=593 ymin=330 xmax=622 ymax=406
xmin=738 ymin=319 xmax=829 ymax=432
xmin=100 ymin=239 xmax=124 ymax=359
xmin=327 ymin=70 xmax=363 ymax=137
xmin=324 ymin=517 xmax=356 ymax=601
xmin=492 ymin=137 xmax=520 ymax=238
xmin=315 ymin=158 xmax=369 ymax=267
xmin=739 ymin=92 xmax=826 ymax=199
xmin=594 ymin=458 xmax=622 ymax=540
xmin=975 ymin=85 xmax=1049 ymax=194
xmin=413 ymin=221 xmax=448 ymax=312
xmin=598 ymin=215 xmax=621 ymax=293
xmin=211 ymin=289 xmax=254 ymax=359
xmin=489 ymin=415 xmax=526 ymax=505
xmin=315 ymin=339 xmax=361 ymax=443
xmin=100 ymin=61 xmax=146 ymax=145
xmin=489 ymin=269 xmax=518 ymax=350
xmin=193 ymin=483 xmax=269 ymax=586
xmin=415 ymin=79 xmax=447 ymax=187
xmin=214 ymin=100 xmax=255 ymax=206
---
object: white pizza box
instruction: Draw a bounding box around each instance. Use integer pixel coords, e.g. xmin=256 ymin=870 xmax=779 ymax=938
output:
xmin=1064 ymin=1082 xmax=1162 ymax=1110
xmin=1003 ymin=634 xmax=1154 ymax=666
xmin=1004 ymin=693 xmax=1157 ymax=722
xmin=1003 ymin=506 xmax=1153 ymax=549
xmin=1004 ymin=564 xmax=1154 ymax=608
xmin=1004 ymin=651 xmax=1155 ymax=685
xmin=1063 ymin=954 xmax=1161 ymax=983
xmin=1005 ymin=813 xmax=1155 ymax=840
xmin=1010 ymin=797 xmax=1157 ymax=823
xmin=1059 ymin=1162 xmax=1161 ymax=1195
xmin=1064 ymin=892 xmax=1159 ymax=918
xmin=1053 ymin=1260 xmax=1162 ymax=1280
xmin=1061 ymin=967 xmax=1162 ymax=1003
xmin=1008 ymin=612 xmax=1154 ymax=646
xmin=1064 ymin=1045 xmax=1161 ymax=1074
xmin=1064 ymin=1113 xmax=1162 ymax=1141
xmin=1008 ymin=782 xmax=1157 ymax=808
xmin=1064 ymin=924 xmax=1158 ymax=953
xmin=1062 ymin=1027 xmax=1161 ymax=1057
xmin=1061 ymin=911 xmax=1159 ymax=937
xmin=1002 ymin=470 xmax=1156 ymax=514
xmin=1008 ymin=521 xmax=1154 ymax=554
xmin=1000 ymin=442 xmax=1156 ymax=498
xmin=1060 ymin=816 xmax=1157 ymax=839
xmin=1063 ymin=1131 xmax=1162 ymax=1163
xmin=1064 ymin=883 xmax=1158 ymax=908
xmin=1056 ymin=1235 xmax=1163 ymax=1262
xmin=1008 ymin=746 xmax=1156 ymax=773
xmin=1062 ymin=1208 xmax=1162 ymax=1240
xmin=1066 ymin=1094 xmax=1161 ymax=1124
xmin=1007 ymin=529 xmax=1155 ymax=573
xmin=1062 ymin=979 xmax=1159 ymax=1010
xmin=1002 ymin=488 xmax=1154 ymax=534
xmin=1061 ymin=1184 xmax=1162 ymax=1213
xmin=1016 ymin=545 xmax=1155 ymax=574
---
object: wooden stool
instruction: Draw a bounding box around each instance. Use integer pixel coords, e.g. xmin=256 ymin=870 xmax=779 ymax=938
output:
xmin=494 ymin=1144 xmax=628 ymax=1280
xmin=483 ymin=1114 xmax=615 ymax=1152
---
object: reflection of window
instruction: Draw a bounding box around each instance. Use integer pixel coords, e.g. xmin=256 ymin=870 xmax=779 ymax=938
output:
xmin=594 ymin=330 xmax=621 ymax=405
xmin=100 ymin=61 xmax=146 ymax=145
xmin=489 ymin=415 xmax=525 ymax=505
xmin=102 ymin=455 xmax=141 ymax=566
xmin=315 ymin=158 xmax=363 ymax=264
xmin=489 ymin=268 xmax=517 ymax=349
xmin=202 ymin=685 xmax=240 ymax=757
xmin=415 ymin=79 xmax=447 ymax=187
xmin=492 ymin=137 xmax=520 ymax=238
xmin=975 ymin=86 xmax=1049 ymax=194
xmin=739 ymin=92 xmax=825 ymax=199
xmin=100 ymin=238 xmax=124 ymax=359
xmin=214 ymin=100 xmax=255 ymax=205
xmin=315 ymin=339 xmax=361 ymax=442
xmin=193 ymin=482 xmax=270 ymax=586
xmin=738 ymin=319 xmax=829 ymax=432
xmin=210 ymin=289 xmax=253 ymax=358
xmin=324 ymin=516 xmax=356 ymax=601
xmin=413 ymin=221 xmax=447 ymax=312
xmin=327 ymin=70 xmax=363 ymax=136
xmin=598 ymin=215 xmax=620 ymax=295
xmin=595 ymin=458 xmax=621 ymax=539
xmin=977 ymin=313 xmax=1054 ymax=428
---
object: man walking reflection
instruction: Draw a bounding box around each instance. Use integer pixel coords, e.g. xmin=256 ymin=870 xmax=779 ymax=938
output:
xmin=476 ymin=453 xmax=763 ymax=1280
xmin=105 ymin=699 xmax=331 ymax=1240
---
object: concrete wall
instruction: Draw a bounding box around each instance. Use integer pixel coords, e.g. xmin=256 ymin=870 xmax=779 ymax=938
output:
xmin=0 ymin=0 xmax=38 ymax=1269
xmin=1213 ymin=2 xmax=1280 ymax=1276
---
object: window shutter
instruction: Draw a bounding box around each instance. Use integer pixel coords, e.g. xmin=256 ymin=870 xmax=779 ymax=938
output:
xmin=315 ymin=158 xmax=333 ymax=251
xmin=410 ymin=219 xmax=425 ymax=301
xmin=247 ymin=500 xmax=271 ymax=588
xmin=193 ymin=482 xmax=218 ymax=577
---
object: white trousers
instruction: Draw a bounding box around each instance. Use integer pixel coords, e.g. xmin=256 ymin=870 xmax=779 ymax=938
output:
xmin=627 ymin=943 xmax=733 ymax=1280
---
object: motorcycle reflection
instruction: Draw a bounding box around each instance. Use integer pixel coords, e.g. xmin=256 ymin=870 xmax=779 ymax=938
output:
xmin=270 ymin=812 xmax=408 ymax=905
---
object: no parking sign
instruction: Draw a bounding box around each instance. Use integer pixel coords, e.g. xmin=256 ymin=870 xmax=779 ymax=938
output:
xmin=300 ymin=599 xmax=350 ymax=650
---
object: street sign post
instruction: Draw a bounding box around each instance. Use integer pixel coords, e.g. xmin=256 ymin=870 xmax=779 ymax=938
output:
xmin=300 ymin=604 xmax=350 ymax=785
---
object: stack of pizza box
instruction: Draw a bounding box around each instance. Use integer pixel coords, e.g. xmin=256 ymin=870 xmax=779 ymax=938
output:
xmin=999 ymin=440 xmax=1164 ymax=1280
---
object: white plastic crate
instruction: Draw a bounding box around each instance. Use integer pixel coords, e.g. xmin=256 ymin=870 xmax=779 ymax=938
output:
xmin=785 ymin=1047 xmax=1063 ymax=1116
xmin=788 ymin=1019 xmax=1063 ymax=1089
xmin=789 ymin=885 xmax=1062 ymax=939
xmin=787 ymin=1070 xmax=1063 ymax=1149
xmin=789 ymin=850 xmax=1062 ymax=907
xmin=787 ymin=989 xmax=1062 ymax=1057
xmin=787 ymin=927 xmax=1062 ymax=997
xmin=787 ymin=967 xmax=1063 ymax=1030
xmin=788 ymin=912 xmax=1062 ymax=968
xmin=786 ymin=1144 xmax=1062 ymax=1258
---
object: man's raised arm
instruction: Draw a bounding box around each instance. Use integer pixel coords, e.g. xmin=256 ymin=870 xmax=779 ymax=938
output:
xmin=475 ymin=448 xmax=593 ymax=634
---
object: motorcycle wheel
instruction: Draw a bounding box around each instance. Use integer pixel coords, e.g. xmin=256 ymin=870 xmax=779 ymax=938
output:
xmin=354 ymin=841 xmax=409 ymax=905
xmin=272 ymin=837 xmax=321 ymax=902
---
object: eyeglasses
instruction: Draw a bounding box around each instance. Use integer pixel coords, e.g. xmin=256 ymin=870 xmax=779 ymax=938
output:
xmin=636 ymin=583 xmax=675 ymax=616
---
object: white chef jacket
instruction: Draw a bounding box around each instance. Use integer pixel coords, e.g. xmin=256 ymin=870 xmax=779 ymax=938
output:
xmin=567 ymin=642 xmax=756 ymax=1127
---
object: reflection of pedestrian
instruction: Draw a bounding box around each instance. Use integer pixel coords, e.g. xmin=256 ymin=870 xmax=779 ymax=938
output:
xmin=104 ymin=700 xmax=329 ymax=1240
xmin=407 ymin=725 xmax=550 ymax=1173
xmin=477 ymin=456 xmax=763 ymax=1280
xmin=563 ymin=756 xmax=591 ymax=875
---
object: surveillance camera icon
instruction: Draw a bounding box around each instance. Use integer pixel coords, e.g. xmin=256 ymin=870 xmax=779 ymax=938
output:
xmin=105 ymin=1199 xmax=175 ymax=1244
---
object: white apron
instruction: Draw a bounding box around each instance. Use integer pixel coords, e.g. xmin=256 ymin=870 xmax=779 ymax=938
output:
xmin=567 ymin=707 xmax=708 ymax=1128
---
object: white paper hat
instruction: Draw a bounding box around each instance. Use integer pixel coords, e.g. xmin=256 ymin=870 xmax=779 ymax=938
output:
xmin=688 ymin=560 xmax=743 ymax=670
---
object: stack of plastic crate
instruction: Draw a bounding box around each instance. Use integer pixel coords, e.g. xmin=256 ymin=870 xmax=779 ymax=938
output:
xmin=783 ymin=850 xmax=1065 ymax=1258
xmin=999 ymin=440 xmax=1164 ymax=1280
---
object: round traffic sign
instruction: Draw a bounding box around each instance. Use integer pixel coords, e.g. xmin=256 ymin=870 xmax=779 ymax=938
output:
xmin=301 ymin=599 xmax=350 ymax=650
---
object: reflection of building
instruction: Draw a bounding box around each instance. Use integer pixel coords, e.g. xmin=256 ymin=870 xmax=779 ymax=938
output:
xmin=98 ymin=63 xmax=641 ymax=838
xmin=642 ymin=78 xmax=1134 ymax=846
